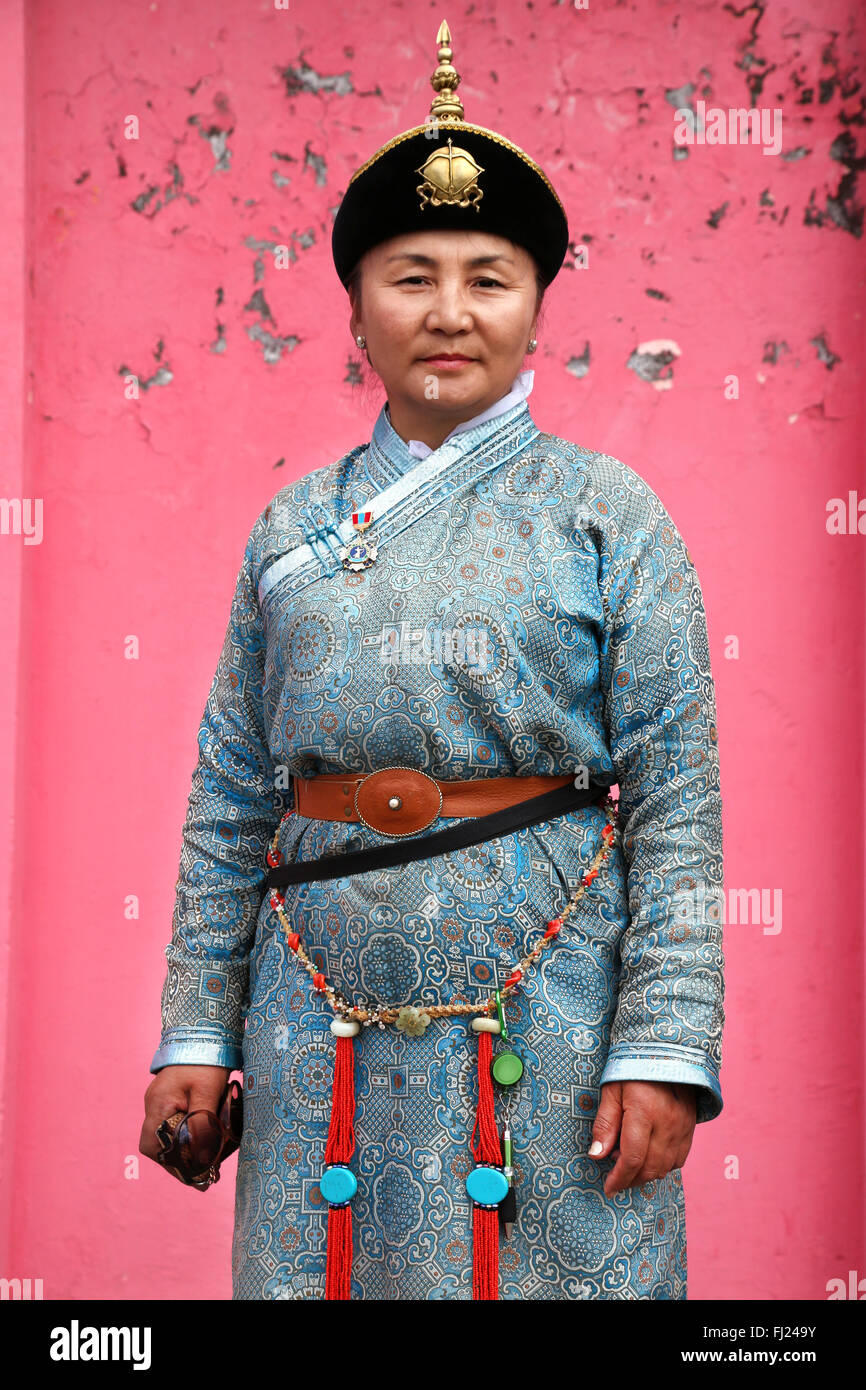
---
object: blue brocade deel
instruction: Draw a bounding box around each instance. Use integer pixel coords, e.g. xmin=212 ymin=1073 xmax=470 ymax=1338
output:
xmin=150 ymin=392 xmax=725 ymax=1300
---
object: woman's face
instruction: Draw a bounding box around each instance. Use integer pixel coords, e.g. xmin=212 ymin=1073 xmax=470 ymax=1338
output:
xmin=349 ymin=229 xmax=539 ymax=427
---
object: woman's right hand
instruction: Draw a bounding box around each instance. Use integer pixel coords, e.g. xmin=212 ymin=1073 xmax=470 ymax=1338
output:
xmin=139 ymin=1064 xmax=232 ymax=1161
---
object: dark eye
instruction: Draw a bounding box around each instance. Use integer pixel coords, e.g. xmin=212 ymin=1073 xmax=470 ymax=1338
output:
xmin=396 ymin=275 xmax=504 ymax=288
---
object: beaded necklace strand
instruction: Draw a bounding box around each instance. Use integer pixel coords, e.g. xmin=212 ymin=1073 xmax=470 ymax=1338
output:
xmin=265 ymin=792 xmax=619 ymax=1299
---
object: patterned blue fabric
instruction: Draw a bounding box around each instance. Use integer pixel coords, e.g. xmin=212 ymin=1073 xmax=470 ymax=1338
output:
xmin=151 ymin=396 xmax=725 ymax=1299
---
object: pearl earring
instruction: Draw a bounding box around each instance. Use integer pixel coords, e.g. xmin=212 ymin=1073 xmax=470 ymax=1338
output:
xmin=528 ymin=338 xmax=537 ymax=354
xmin=355 ymin=335 xmax=366 ymax=349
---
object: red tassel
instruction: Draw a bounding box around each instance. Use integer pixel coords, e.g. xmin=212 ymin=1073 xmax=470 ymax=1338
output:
xmin=324 ymin=1032 xmax=356 ymax=1300
xmin=470 ymin=1028 xmax=502 ymax=1300
xmin=325 ymin=1205 xmax=352 ymax=1300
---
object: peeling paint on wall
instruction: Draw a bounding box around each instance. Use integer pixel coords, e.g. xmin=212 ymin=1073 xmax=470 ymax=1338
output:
xmin=810 ymin=332 xmax=841 ymax=367
xmin=627 ymin=339 xmax=682 ymax=390
xmin=279 ymin=57 xmax=354 ymax=97
xmin=566 ymin=342 xmax=591 ymax=378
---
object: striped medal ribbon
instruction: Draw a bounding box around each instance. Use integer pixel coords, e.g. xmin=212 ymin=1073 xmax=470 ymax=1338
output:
xmin=340 ymin=510 xmax=378 ymax=571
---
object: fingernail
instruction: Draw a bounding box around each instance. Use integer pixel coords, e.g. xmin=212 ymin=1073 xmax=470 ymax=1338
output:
xmin=589 ymin=1140 xmax=603 ymax=1156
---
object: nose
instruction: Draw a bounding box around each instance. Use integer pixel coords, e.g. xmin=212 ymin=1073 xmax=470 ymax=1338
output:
xmin=425 ymin=280 xmax=473 ymax=333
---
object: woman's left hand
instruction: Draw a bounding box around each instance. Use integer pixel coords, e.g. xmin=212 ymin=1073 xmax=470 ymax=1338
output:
xmin=588 ymin=1080 xmax=698 ymax=1195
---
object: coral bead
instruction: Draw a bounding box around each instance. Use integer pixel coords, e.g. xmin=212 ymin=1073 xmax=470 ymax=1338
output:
xmin=287 ymin=932 xmax=300 ymax=951
xmin=313 ymin=972 xmax=327 ymax=991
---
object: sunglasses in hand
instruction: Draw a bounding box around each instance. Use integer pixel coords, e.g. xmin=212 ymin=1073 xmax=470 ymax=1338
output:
xmin=155 ymin=1079 xmax=243 ymax=1192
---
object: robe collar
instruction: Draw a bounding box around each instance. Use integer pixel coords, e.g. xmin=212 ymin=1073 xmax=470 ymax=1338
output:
xmin=370 ymin=369 xmax=535 ymax=478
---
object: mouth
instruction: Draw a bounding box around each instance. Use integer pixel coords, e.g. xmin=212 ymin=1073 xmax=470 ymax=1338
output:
xmin=420 ymin=354 xmax=476 ymax=365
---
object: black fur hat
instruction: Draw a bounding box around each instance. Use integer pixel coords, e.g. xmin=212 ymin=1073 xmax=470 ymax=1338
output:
xmin=331 ymin=20 xmax=569 ymax=289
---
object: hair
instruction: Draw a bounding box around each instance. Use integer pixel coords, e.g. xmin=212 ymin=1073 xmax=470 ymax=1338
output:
xmin=345 ymin=250 xmax=548 ymax=390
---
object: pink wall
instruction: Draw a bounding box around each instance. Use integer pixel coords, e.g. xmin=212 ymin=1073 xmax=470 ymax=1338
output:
xmin=2 ymin=0 xmax=863 ymax=1300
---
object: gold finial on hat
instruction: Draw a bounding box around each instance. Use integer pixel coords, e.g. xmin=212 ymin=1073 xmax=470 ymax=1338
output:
xmin=417 ymin=21 xmax=483 ymax=210
xmin=427 ymin=19 xmax=464 ymax=124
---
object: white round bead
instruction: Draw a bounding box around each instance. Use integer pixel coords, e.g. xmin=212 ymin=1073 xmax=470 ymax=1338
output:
xmin=470 ymin=1017 xmax=501 ymax=1034
xmin=330 ymin=1017 xmax=361 ymax=1037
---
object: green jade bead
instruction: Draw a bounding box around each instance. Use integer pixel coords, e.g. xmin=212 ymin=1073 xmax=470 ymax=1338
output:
xmin=491 ymin=1050 xmax=524 ymax=1086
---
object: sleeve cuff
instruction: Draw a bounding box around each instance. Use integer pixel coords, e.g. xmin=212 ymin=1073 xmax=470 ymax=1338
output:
xmin=150 ymin=1028 xmax=243 ymax=1073
xmin=599 ymin=1043 xmax=723 ymax=1124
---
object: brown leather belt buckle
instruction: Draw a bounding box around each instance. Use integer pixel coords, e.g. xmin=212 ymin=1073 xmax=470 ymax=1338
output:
xmin=353 ymin=766 xmax=444 ymax=838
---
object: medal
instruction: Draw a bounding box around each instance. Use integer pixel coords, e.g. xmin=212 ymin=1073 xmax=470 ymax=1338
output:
xmin=340 ymin=510 xmax=378 ymax=571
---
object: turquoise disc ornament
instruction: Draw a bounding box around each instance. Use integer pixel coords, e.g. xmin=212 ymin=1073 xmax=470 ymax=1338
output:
xmin=319 ymin=1164 xmax=357 ymax=1206
xmin=466 ymin=1164 xmax=509 ymax=1208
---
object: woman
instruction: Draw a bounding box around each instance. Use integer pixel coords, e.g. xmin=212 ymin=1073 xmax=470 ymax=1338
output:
xmin=141 ymin=21 xmax=724 ymax=1301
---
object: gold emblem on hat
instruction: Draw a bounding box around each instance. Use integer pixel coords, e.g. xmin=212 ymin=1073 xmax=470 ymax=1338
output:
xmin=417 ymin=138 xmax=484 ymax=210
xmin=415 ymin=21 xmax=484 ymax=212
